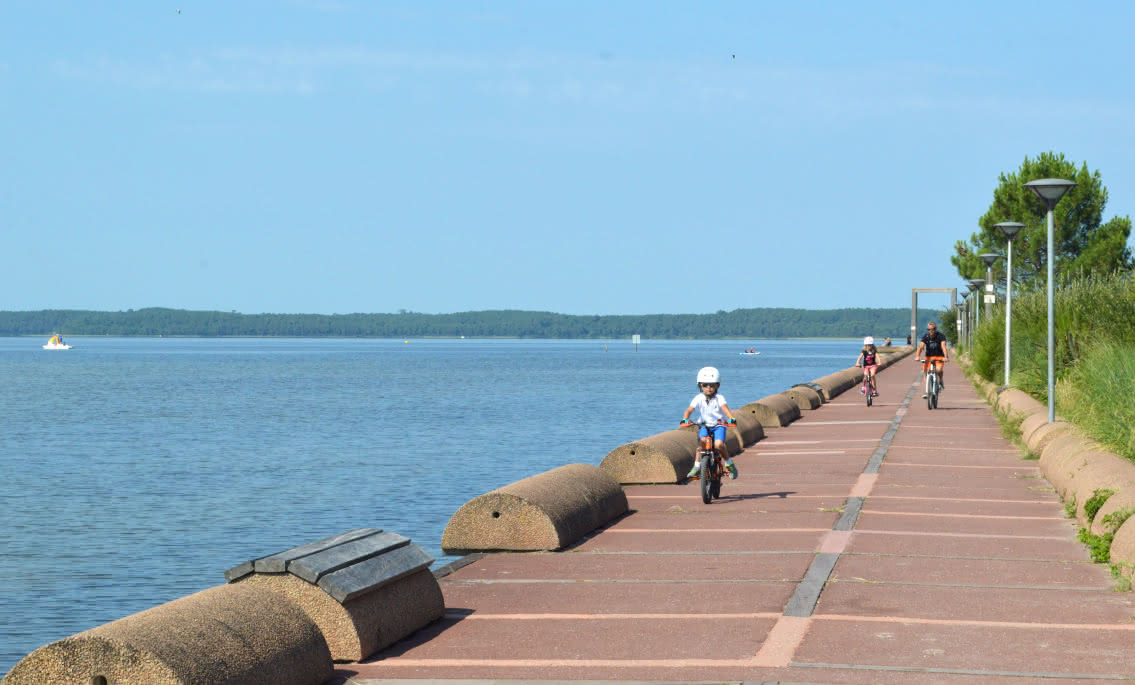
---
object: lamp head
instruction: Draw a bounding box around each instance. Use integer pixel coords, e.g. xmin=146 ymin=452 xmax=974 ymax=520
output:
xmin=968 ymin=279 xmax=985 ymax=292
xmin=1024 ymin=178 xmax=1076 ymax=209
xmin=980 ymin=253 xmax=1000 ymax=268
xmin=994 ymin=221 xmax=1024 ymax=239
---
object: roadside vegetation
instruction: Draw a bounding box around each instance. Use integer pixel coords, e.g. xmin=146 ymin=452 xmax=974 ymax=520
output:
xmin=965 ymin=271 xmax=1135 ymax=464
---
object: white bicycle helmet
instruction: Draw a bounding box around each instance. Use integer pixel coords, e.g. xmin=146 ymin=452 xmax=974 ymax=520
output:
xmin=696 ymin=366 xmax=721 ymax=384
xmin=863 ymin=336 xmax=874 ymax=346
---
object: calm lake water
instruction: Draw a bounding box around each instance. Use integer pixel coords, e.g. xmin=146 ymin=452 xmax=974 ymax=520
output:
xmin=0 ymin=336 xmax=859 ymax=673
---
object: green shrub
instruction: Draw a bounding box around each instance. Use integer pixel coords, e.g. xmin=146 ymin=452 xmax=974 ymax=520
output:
xmin=1084 ymin=489 xmax=1115 ymax=523
xmin=1077 ymin=528 xmax=1114 ymax=563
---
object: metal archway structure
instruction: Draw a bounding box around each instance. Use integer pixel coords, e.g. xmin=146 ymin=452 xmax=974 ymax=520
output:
xmin=911 ymin=288 xmax=957 ymax=345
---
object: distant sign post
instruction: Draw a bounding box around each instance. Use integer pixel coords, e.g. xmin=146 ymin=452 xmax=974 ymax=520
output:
xmin=632 ymin=334 xmax=640 ymax=352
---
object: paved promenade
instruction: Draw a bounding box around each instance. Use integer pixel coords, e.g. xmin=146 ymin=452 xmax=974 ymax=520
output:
xmin=338 ymin=357 xmax=1135 ymax=683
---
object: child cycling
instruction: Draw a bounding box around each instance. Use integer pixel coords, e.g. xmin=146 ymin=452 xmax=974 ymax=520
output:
xmin=680 ymin=366 xmax=739 ymax=479
xmin=856 ymin=336 xmax=879 ymax=397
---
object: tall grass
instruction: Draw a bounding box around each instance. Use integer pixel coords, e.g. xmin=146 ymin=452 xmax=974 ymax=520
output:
xmin=970 ymin=271 xmax=1135 ymax=462
xmin=1057 ymin=342 xmax=1135 ymax=460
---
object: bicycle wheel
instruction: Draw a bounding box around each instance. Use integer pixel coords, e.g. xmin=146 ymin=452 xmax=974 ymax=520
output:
xmin=931 ymin=381 xmax=939 ymax=409
xmin=700 ymin=454 xmax=713 ymax=504
xmin=866 ymin=380 xmax=873 ymax=407
xmin=927 ymin=376 xmax=934 ymax=410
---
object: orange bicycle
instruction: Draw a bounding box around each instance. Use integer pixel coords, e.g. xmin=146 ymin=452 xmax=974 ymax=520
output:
xmin=692 ymin=420 xmax=730 ymax=503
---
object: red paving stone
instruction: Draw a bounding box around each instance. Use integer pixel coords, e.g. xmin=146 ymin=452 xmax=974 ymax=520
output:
xmin=340 ymin=356 xmax=1135 ymax=683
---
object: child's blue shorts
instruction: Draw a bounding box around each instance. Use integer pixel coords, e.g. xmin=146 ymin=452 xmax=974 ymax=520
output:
xmin=698 ymin=425 xmax=727 ymax=442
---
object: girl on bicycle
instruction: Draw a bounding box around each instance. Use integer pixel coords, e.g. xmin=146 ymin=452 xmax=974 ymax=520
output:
xmin=856 ymin=336 xmax=879 ymax=397
xmin=680 ymin=366 xmax=739 ymax=479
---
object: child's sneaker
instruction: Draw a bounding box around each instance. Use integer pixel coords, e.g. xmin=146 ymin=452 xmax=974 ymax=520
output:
xmin=686 ymin=464 xmax=700 ymax=478
xmin=727 ymin=462 xmax=738 ymax=479
xmin=860 ymin=386 xmax=865 ymax=394
xmin=872 ymin=390 xmax=879 ymax=397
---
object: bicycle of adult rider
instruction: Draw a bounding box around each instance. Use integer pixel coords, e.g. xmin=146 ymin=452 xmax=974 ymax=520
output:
xmin=690 ymin=420 xmax=730 ymax=504
xmin=921 ymin=356 xmax=946 ymax=409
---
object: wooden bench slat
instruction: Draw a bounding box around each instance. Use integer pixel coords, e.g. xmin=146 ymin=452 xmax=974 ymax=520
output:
xmin=288 ymin=531 xmax=410 ymax=584
xmin=241 ymin=528 xmax=380 ymax=575
xmin=316 ymin=544 xmax=433 ymax=603
xmin=223 ymin=560 xmax=256 ymax=583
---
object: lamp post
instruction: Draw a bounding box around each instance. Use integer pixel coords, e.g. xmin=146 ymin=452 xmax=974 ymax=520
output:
xmin=995 ymin=222 xmax=1024 ymax=387
xmin=961 ymin=285 xmax=972 ymax=349
xmin=979 ymin=253 xmax=1000 ymax=322
xmin=968 ymin=279 xmax=985 ymax=329
xmin=1024 ymin=178 xmax=1076 ymax=423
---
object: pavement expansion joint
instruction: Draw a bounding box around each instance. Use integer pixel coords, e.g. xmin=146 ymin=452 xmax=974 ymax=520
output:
xmin=789 ymin=662 xmax=1133 ymax=680
xmin=827 ymin=578 xmax=1113 ymax=591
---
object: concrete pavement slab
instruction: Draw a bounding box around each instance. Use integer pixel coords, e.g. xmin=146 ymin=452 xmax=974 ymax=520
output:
xmin=795 ymin=618 xmax=1135 ymax=677
xmin=603 ymin=511 xmax=841 ymax=531
xmin=570 ymin=529 xmax=829 ymax=553
xmin=852 ymin=509 xmax=1076 ymax=536
xmin=833 ymin=553 xmax=1111 ymax=589
xmin=816 ymin=581 xmax=1135 ymax=623
xmin=863 ymin=496 xmax=1063 ymax=517
xmin=844 ymin=530 xmax=1092 ymax=560
xmin=367 ymin=615 xmax=776 ymax=661
xmin=440 ymin=579 xmax=800 ymax=615
xmin=444 ymin=550 xmax=815 ymax=582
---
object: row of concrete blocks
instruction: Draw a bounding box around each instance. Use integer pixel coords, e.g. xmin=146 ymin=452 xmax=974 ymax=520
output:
xmin=4 ymin=529 xmax=445 ymax=685
xmin=441 ymin=347 xmax=912 ymax=554
xmin=968 ymin=371 xmax=1135 ymax=577
xmin=4 ymin=349 xmax=911 ymax=685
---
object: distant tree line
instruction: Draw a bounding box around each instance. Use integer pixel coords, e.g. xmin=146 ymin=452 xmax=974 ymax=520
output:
xmin=0 ymin=307 xmax=935 ymax=339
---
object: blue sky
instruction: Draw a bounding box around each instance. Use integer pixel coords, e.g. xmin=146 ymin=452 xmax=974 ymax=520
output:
xmin=3 ymin=1 xmax=1134 ymax=315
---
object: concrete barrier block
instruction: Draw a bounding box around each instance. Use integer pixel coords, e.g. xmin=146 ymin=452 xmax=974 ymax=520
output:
xmin=1023 ymin=418 xmax=1073 ymax=456
xmin=3 ymin=584 xmax=332 ymax=685
xmin=1092 ymin=489 xmax=1135 ymax=537
xmin=442 ymin=463 xmax=628 ymax=553
xmin=811 ymin=368 xmax=859 ymax=400
xmin=1108 ymin=513 xmax=1135 ymax=570
xmin=996 ymin=389 xmax=1045 ymax=420
xmin=236 ymin=568 xmax=442 ymax=662
xmin=731 ymin=410 xmax=765 ymax=446
xmin=742 ymin=393 xmax=801 ymax=427
xmin=783 ymin=385 xmax=822 ymax=410
xmin=1068 ymin=455 xmax=1135 ymax=527
xmin=1039 ymin=434 xmax=1099 ymax=500
xmin=600 ymin=429 xmax=699 ymax=484
xmin=792 ymin=382 xmax=829 ymax=403
xmin=226 ymin=529 xmax=444 ymax=662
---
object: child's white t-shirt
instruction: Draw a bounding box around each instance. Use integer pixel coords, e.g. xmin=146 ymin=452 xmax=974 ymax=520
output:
xmin=689 ymin=393 xmax=728 ymax=424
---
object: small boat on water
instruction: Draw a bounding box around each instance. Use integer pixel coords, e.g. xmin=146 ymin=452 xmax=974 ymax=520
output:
xmin=740 ymin=347 xmax=760 ymax=356
xmin=43 ymin=334 xmax=72 ymax=350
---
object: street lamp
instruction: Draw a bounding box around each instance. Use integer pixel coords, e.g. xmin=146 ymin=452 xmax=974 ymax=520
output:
xmin=961 ymin=285 xmax=972 ymax=349
xmin=995 ymin=222 xmax=1024 ymax=387
xmin=1024 ymin=178 xmax=1076 ymax=423
xmin=968 ymin=279 xmax=985 ymax=329
xmin=979 ymin=253 xmax=1000 ymax=322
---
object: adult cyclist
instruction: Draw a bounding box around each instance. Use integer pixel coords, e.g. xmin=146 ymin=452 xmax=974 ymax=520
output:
xmin=916 ymin=321 xmax=949 ymax=399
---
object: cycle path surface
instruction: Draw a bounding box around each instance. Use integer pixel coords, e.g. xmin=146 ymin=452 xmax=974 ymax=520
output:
xmin=335 ymin=357 xmax=1135 ymax=683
